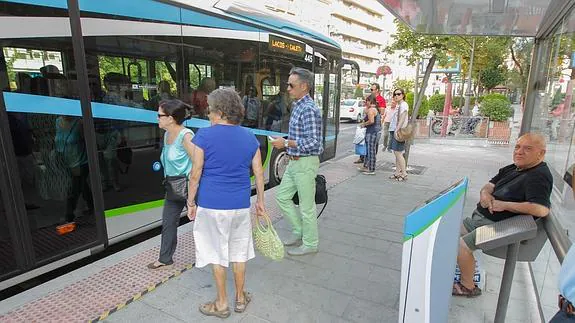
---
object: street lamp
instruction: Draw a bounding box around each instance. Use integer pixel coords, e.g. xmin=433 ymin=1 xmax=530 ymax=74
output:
xmin=463 ymin=38 xmax=476 ymax=115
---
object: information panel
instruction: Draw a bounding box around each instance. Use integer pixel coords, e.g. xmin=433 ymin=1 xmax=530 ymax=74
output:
xmin=399 ymin=178 xmax=468 ymax=323
xmin=268 ymin=35 xmax=305 ymax=57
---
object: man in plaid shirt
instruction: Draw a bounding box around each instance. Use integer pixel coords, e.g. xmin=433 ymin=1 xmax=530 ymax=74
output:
xmin=271 ymin=67 xmax=323 ymax=256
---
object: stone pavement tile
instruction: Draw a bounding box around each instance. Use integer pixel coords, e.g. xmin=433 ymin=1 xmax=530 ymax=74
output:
xmin=342 ymin=297 xmax=398 ymax=323
xmin=239 ymin=314 xmax=272 ymax=322
xmin=103 ymin=299 xmax=185 ymax=323
xmin=449 ymin=303 xmax=484 ymax=323
xmin=275 ymin=278 xmax=353 ymax=317
xmin=452 ymin=289 xmax=538 ymax=323
xmin=317 ymin=226 xmax=391 ymax=252
xmin=242 ymin=289 xmax=343 ymax=323
xmin=367 ymin=265 xmax=401 ymax=284
xmin=353 ymin=277 xmax=399 ymax=307
xmin=307 ymin=251 xmax=372 ymax=277
xmin=319 ymin=218 xmax=403 ymax=242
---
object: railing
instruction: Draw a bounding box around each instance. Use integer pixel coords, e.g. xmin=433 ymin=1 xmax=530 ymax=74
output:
xmin=413 ymin=116 xmax=512 ymax=143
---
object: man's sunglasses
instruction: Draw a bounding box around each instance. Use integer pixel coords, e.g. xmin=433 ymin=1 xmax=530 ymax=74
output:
xmin=286 ymin=82 xmax=295 ymax=89
xmin=158 ymin=113 xmax=169 ymax=118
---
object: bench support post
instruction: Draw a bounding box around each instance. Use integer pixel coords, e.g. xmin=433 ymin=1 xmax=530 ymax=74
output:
xmin=494 ymin=242 xmax=520 ymax=323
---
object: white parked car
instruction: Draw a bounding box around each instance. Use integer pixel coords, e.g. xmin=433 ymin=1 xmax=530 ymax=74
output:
xmin=339 ymin=99 xmax=365 ymax=123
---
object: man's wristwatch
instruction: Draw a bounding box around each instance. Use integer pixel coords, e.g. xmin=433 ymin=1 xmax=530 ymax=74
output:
xmin=284 ymin=139 xmax=289 ymax=149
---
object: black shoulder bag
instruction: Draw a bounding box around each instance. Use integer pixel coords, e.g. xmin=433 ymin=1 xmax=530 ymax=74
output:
xmin=292 ymin=174 xmax=328 ymax=218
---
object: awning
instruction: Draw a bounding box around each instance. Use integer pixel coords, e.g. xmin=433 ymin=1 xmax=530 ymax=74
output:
xmin=376 ymin=0 xmax=575 ymax=38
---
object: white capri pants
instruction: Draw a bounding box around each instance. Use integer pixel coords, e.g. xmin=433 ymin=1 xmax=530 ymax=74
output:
xmin=193 ymin=206 xmax=255 ymax=268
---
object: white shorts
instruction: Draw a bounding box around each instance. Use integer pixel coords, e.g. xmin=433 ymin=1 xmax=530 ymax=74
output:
xmin=193 ymin=207 xmax=255 ymax=268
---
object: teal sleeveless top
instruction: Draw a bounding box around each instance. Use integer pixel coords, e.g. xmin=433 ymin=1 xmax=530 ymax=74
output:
xmin=161 ymin=128 xmax=194 ymax=177
xmin=55 ymin=117 xmax=88 ymax=168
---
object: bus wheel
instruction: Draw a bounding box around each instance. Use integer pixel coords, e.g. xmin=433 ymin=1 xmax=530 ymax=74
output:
xmin=269 ymin=149 xmax=289 ymax=187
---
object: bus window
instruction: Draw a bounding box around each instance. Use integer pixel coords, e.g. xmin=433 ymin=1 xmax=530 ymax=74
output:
xmin=84 ymin=34 xmax=183 ymax=237
xmin=97 ymin=55 xmax=149 ymax=105
xmin=0 ymin=3 xmax=101 ymax=266
xmin=189 ymin=63 xmax=213 ymax=91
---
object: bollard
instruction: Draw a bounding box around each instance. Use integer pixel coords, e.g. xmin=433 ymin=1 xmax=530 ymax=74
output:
xmin=494 ymin=242 xmax=520 ymax=323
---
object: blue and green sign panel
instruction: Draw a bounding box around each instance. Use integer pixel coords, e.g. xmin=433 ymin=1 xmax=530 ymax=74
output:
xmin=399 ymin=178 xmax=468 ymax=323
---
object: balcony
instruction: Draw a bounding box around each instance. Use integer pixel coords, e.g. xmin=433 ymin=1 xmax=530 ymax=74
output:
xmin=330 ymin=22 xmax=384 ymax=44
xmin=338 ymin=41 xmax=382 ymax=60
xmin=332 ymin=1 xmax=386 ymax=30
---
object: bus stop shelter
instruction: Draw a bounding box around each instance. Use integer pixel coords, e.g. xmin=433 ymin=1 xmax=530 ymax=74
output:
xmin=377 ymin=0 xmax=575 ymax=321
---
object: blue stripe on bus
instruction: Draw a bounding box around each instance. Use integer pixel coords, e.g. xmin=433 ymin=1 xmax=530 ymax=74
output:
xmin=3 ymin=92 xmax=287 ymax=137
xmin=3 ymin=0 xmax=334 ymax=47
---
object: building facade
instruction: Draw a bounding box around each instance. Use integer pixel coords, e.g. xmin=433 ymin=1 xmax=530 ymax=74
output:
xmin=252 ymin=0 xmax=415 ymax=98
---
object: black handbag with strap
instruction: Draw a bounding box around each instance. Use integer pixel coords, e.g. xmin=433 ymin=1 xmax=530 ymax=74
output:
xmin=292 ymin=174 xmax=328 ymax=218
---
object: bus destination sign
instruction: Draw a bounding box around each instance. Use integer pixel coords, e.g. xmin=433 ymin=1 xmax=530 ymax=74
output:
xmin=269 ymin=35 xmax=305 ymax=57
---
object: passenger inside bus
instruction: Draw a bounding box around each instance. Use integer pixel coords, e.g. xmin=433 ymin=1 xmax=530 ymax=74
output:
xmin=242 ymin=86 xmax=261 ymax=128
xmin=190 ymin=77 xmax=216 ymax=119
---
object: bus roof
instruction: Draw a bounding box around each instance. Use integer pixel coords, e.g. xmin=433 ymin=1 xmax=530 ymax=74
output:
xmin=7 ymin=0 xmax=340 ymax=51
xmin=169 ymin=0 xmax=341 ymax=50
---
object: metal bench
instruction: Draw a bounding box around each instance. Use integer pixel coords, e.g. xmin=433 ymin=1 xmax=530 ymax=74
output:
xmin=475 ymin=215 xmax=547 ymax=323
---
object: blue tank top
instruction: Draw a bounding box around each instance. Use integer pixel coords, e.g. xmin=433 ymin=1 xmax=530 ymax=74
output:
xmin=55 ymin=117 xmax=88 ymax=168
xmin=365 ymin=108 xmax=382 ymax=134
xmin=161 ymin=128 xmax=194 ymax=177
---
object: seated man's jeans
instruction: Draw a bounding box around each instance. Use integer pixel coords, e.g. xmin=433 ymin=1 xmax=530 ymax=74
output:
xmin=550 ymin=309 xmax=575 ymax=322
xmin=550 ymin=300 xmax=575 ymax=322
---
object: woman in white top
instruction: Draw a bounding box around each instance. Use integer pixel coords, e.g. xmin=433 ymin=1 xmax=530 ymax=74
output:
xmin=388 ymin=88 xmax=409 ymax=181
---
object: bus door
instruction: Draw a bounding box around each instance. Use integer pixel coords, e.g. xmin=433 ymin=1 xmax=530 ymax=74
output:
xmin=0 ymin=40 xmax=106 ymax=281
xmin=314 ymin=50 xmax=338 ymax=161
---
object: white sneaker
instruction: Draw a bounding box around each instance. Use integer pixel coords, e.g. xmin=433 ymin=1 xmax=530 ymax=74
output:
xmin=287 ymin=246 xmax=318 ymax=256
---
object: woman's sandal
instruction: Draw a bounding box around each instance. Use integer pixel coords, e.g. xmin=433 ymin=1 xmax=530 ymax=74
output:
xmin=389 ymin=174 xmax=399 ymax=179
xmin=199 ymin=301 xmax=231 ymax=318
xmin=146 ymin=261 xmax=172 ymax=270
xmin=396 ymin=174 xmax=408 ymax=182
xmin=234 ymin=291 xmax=252 ymax=313
xmin=452 ymin=282 xmax=482 ymax=298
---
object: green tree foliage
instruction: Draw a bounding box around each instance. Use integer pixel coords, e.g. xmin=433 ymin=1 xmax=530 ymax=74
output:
xmin=480 ymin=96 xmax=512 ymax=121
xmin=480 ymin=65 xmax=506 ymax=91
xmin=508 ymin=38 xmax=533 ymax=94
xmin=428 ymin=94 xmax=446 ymax=113
xmin=353 ymin=86 xmax=363 ymax=99
xmin=405 ymin=92 xmax=429 ymax=118
xmin=384 ymin=20 xmax=471 ymax=121
xmin=392 ymin=79 xmax=415 ymax=93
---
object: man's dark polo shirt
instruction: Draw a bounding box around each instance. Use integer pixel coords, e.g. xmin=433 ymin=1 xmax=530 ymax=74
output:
xmin=477 ymin=162 xmax=553 ymax=221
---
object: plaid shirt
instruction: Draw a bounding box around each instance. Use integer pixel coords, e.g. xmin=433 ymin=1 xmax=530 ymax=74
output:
xmin=287 ymin=94 xmax=323 ymax=156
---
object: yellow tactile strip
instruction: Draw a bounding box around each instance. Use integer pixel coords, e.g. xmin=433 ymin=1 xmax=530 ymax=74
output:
xmin=0 ymin=232 xmax=195 ymax=322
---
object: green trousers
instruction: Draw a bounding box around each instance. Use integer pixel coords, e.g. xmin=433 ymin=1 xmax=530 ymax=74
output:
xmin=275 ymin=156 xmax=320 ymax=248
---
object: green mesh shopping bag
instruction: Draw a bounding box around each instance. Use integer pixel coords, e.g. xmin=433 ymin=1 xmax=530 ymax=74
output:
xmin=252 ymin=213 xmax=284 ymax=261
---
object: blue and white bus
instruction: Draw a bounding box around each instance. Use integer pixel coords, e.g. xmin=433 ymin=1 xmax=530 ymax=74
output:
xmin=0 ymin=0 xmax=358 ymax=290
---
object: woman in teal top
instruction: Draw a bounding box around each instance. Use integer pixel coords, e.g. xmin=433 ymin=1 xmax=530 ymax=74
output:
xmin=148 ymin=100 xmax=195 ymax=269
xmin=55 ymin=116 xmax=93 ymax=223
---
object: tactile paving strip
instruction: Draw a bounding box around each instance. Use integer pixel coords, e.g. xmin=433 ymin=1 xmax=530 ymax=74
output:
xmin=0 ymin=158 xmax=363 ymax=322
xmin=0 ymin=233 xmax=195 ymax=322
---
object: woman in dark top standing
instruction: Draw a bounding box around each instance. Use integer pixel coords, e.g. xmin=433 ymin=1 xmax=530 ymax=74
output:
xmin=358 ymin=95 xmax=382 ymax=175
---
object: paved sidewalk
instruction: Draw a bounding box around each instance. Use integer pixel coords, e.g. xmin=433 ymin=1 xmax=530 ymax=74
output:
xmin=104 ymin=143 xmax=541 ymax=322
xmin=0 ymin=141 xmax=545 ymax=322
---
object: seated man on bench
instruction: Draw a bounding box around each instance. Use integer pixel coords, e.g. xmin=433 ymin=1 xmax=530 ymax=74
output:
xmin=453 ymin=133 xmax=553 ymax=297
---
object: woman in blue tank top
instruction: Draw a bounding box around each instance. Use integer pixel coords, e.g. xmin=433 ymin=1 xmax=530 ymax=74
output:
xmin=147 ymin=100 xmax=195 ymax=270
